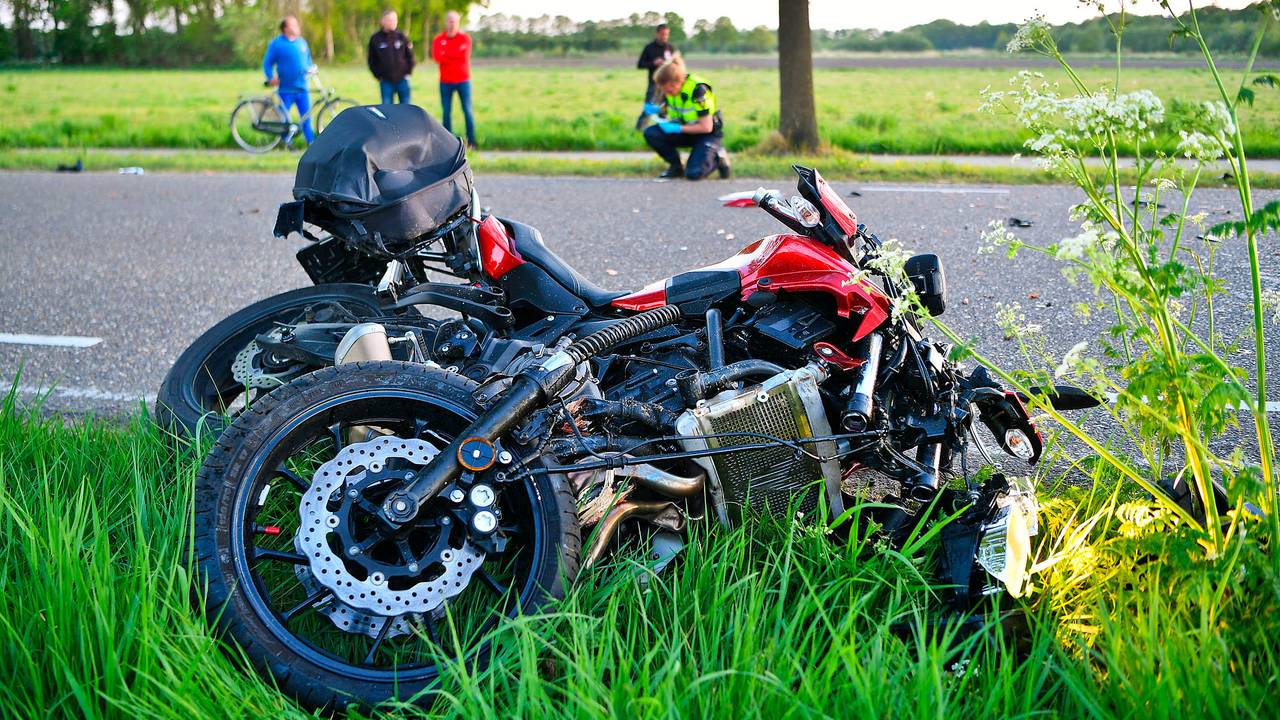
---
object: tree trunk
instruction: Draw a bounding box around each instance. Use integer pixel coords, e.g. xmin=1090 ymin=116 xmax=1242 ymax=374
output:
xmin=324 ymin=20 xmax=334 ymax=61
xmin=777 ymin=0 xmax=819 ymax=152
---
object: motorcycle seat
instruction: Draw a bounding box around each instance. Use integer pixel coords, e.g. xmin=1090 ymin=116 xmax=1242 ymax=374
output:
xmin=498 ymin=218 xmax=626 ymax=309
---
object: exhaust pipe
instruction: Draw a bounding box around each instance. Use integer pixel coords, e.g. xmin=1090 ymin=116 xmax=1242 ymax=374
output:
xmin=841 ymin=332 xmax=884 ymax=432
xmin=335 ymin=324 xmax=394 ymax=444
xmin=335 ymin=323 xmax=393 ymax=365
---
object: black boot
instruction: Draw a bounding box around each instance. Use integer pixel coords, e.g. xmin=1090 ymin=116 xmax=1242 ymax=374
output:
xmin=657 ymin=164 xmax=683 ymax=179
xmin=716 ymin=147 xmax=732 ymax=179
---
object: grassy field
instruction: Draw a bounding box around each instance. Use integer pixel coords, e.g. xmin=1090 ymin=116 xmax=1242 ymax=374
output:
xmin=2 ymin=391 xmax=1277 ymax=718
xmin=3 ymin=64 xmax=1280 ymax=156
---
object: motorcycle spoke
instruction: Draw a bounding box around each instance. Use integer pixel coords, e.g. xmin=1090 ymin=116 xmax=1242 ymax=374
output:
xmin=253 ymin=546 xmax=307 ymax=565
xmin=282 ymin=587 xmax=331 ymax=623
xmin=328 ymin=422 xmax=345 ymax=452
xmin=477 ymin=569 xmax=509 ymax=597
xmin=362 ymin=616 xmax=394 ymax=666
xmin=276 ymin=466 xmax=309 ymax=491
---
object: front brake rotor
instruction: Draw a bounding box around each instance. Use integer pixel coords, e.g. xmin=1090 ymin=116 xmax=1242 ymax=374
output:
xmin=296 ymin=436 xmax=486 ymax=619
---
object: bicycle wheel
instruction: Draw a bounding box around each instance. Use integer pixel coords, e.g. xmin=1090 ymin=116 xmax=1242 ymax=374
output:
xmin=231 ymin=98 xmax=286 ymax=153
xmin=314 ymin=98 xmax=357 ymax=135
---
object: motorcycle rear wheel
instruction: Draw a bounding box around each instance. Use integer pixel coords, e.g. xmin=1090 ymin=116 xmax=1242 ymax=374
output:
xmin=154 ymin=283 xmax=387 ymax=439
xmin=193 ymin=361 xmax=581 ymax=710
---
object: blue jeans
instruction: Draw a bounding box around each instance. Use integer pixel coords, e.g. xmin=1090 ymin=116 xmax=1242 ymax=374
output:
xmin=277 ymin=91 xmax=314 ymax=144
xmin=439 ymin=80 xmax=476 ymax=145
xmin=380 ymin=78 xmax=411 ymax=104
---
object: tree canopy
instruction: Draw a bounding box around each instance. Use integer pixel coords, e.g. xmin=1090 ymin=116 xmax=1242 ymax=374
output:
xmin=0 ymin=1 xmax=1275 ymax=66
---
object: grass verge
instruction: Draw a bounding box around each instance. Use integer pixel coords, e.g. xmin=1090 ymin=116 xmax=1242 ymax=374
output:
xmin=3 ymin=147 xmax=1276 ymax=187
xmin=3 ymin=65 xmax=1280 ymax=156
xmin=1 ymin=391 xmax=1277 ymax=717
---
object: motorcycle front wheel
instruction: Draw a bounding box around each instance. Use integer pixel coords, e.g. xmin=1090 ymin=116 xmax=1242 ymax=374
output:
xmin=193 ymin=361 xmax=581 ymax=710
xmin=155 ymin=283 xmax=388 ymax=439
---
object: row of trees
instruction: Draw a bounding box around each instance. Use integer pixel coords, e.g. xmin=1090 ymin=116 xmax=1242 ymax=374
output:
xmin=0 ymin=0 xmax=476 ymax=66
xmin=1 ymin=1 xmax=1276 ymax=66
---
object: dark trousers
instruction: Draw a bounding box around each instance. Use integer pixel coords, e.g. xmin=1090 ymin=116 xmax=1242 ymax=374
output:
xmin=643 ymin=125 xmax=721 ymax=180
xmin=439 ymin=80 xmax=476 ymax=145
xmin=379 ymin=78 xmax=411 ymax=104
xmin=635 ymin=78 xmax=658 ymax=129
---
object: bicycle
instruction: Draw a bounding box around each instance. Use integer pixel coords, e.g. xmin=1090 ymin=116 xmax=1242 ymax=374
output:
xmin=230 ymin=69 xmax=356 ymax=153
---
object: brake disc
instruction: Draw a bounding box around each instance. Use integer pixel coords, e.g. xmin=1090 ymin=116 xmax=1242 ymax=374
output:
xmin=230 ymin=337 xmax=293 ymax=390
xmin=292 ymin=553 xmax=423 ymax=639
xmin=297 ymin=435 xmax=485 ymax=620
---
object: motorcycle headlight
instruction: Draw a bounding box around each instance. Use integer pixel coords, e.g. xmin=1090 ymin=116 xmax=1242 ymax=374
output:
xmin=975 ymin=479 xmax=1039 ymax=598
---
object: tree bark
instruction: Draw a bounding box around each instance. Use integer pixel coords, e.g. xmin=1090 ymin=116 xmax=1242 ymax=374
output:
xmin=777 ymin=0 xmax=819 ymax=152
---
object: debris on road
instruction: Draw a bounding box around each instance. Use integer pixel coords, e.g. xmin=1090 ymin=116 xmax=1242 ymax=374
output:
xmin=717 ymin=189 xmax=776 ymax=207
xmin=56 ymin=160 xmax=83 ymax=173
xmin=118 ymin=167 xmax=145 ymax=175
xmin=1007 ymin=217 xmax=1034 ymax=228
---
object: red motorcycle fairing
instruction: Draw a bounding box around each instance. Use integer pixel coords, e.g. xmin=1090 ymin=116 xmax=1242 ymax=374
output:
xmin=476 ymin=215 xmax=525 ymax=279
xmin=612 ymin=234 xmax=892 ymax=342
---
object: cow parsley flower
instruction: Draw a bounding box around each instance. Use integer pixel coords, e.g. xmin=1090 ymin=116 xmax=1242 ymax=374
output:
xmin=1177 ymin=130 xmax=1223 ymax=163
xmin=1056 ymin=226 xmax=1100 ymax=261
xmin=1055 ymin=340 xmax=1089 ymax=379
xmin=1007 ymin=16 xmax=1052 ymax=54
xmin=979 ymin=219 xmax=1019 ymax=255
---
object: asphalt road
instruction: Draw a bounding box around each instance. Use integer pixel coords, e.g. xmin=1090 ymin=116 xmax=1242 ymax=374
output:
xmin=1 ymin=172 xmax=1277 ymax=443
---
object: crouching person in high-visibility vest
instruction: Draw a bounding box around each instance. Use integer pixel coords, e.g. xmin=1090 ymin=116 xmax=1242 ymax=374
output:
xmin=642 ymin=59 xmax=731 ymax=180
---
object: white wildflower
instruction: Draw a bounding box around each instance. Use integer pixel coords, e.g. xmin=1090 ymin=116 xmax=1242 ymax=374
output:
xmin=979 ymin=219 xmax=1019 ymax=255
xmin=1006 ymin=16 xmax=1052 ymax=53
xmin=1055 ymin=340 xmax=1089 ymax=379
xmin=865 ymin=237 xmax=911 ymax=282
xmin=1177 ymin=130 xmax=1224 ymax=163
xmin=1203 ymin=100 xmax=1237 ymax=138
xmin=1152 ymin=177 xmax=1177 ymax=193
xmin=1056 ymin=225 xmax=1100 ymax=261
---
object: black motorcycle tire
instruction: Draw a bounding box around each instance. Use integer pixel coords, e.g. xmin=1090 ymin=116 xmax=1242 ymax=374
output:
xmin=155 ymin=283 xmax=387 ymax=439
xmin=193 ymin=361 xmax=581 ymax=710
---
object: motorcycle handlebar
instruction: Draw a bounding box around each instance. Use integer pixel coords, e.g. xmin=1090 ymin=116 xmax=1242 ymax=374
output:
xmin=753 ymin=188 xmax=812 ymax=235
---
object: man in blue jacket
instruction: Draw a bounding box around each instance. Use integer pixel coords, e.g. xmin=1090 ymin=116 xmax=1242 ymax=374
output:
xmin=263 ymin=16 xmax=315 ymax=145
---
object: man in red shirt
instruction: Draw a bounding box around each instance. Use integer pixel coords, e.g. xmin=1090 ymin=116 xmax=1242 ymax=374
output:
xmin=432 ymin=10 xmax=476 ymax=149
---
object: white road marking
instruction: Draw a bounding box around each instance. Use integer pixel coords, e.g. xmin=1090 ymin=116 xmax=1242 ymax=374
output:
xmin=857 ymin=186 xmax=1010 ymax=195
xmin=11 ymin=384 xmax=154 ymax=404
xmin=0 ymin=333 xmax=102 ymax=348
xmin=1103 ymin=391 xmax=1279 ymax=414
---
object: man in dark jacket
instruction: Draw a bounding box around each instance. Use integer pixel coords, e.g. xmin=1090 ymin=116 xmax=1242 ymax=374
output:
xmin=635 ymin=23 xmax=676 ymax=130
xmin=368 ymin=9 xmax=415 ymax=104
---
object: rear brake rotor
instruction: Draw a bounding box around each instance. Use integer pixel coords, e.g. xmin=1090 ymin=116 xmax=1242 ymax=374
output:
xmin=231 ymin=336 xmax=295 ymax=390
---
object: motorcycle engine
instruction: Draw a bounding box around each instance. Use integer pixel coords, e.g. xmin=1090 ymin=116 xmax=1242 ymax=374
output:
xmin=675 ymin=363 xmax=845 ymax=525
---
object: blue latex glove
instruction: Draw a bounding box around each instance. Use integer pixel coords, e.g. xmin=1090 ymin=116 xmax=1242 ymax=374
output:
xmin=643 ymin=102 xmax=661 ymax=115
xmin=658 ymin=121 xmax=682 ymax=134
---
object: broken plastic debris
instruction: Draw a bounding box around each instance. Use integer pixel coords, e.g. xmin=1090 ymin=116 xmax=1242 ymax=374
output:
xmin=605 ymin=268 xmax=619 ymax=276
xmin=118 ymin=167 xmax=145 ymax=175
xmin=1007 ymin=217 xmax=1033 ymax=228
xmin=718 ymin=189 xmax=777 ymax=208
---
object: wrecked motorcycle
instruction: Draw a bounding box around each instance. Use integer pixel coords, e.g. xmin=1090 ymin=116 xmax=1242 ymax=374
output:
xmin=192 ymin=157 xmax=1100 ymax=709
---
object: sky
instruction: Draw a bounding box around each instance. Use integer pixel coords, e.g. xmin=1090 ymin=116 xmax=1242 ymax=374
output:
xmin=476 ymin=1 xmax=1261 ymax=32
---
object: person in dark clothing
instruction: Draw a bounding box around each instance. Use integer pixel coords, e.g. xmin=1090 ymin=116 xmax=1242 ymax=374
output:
xmin=368 ymin=9 xmax=415 ymax=104
xmin=635 ymin=23 xmax=676 ymax=130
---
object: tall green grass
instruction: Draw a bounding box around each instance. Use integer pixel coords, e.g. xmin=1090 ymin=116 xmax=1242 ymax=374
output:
xmin=1 ymin=390 xmax=1277 ymax=718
